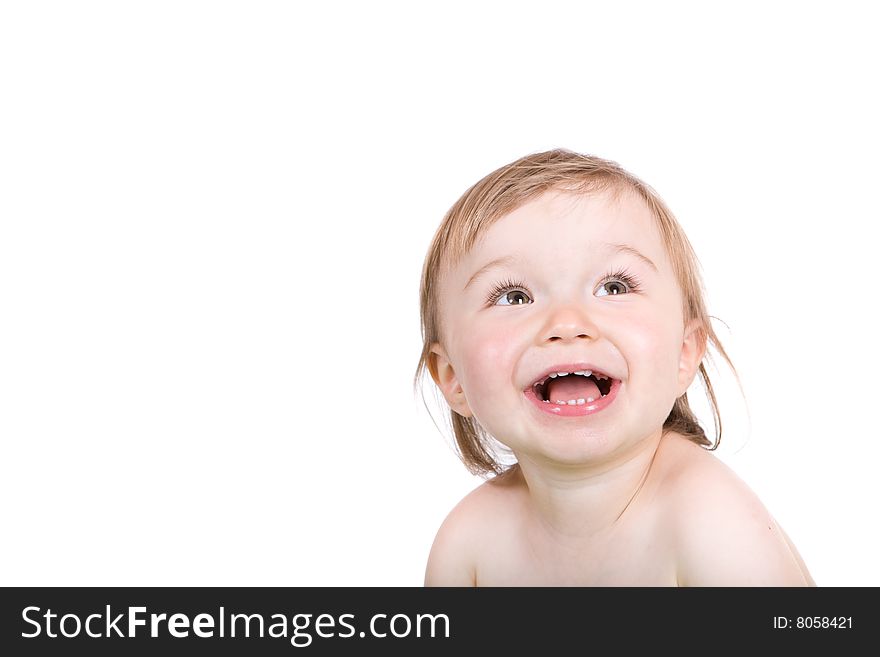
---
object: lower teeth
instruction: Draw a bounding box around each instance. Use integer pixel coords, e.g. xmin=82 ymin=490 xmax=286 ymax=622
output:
xmin=538 ymin=381 xmax=612 ymax=404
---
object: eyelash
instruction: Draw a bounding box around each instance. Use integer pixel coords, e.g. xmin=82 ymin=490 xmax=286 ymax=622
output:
xmin=485 ymin=268 xmax=643 ymax=306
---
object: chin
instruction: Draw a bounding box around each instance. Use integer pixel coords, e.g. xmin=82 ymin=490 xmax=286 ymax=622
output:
xmin=515 ymin=428 xmax=628 ymax=466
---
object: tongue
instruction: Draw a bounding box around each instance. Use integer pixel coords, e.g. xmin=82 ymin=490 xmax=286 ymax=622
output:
xmin=545 ymin=376 xmax=601 ymax=402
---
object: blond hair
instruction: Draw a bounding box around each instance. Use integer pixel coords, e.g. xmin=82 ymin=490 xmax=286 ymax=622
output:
xmin=414 ymin=148 xmax=740 ymax=476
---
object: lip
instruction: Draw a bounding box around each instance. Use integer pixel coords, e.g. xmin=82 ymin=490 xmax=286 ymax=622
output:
xmin=524 ymin=377 xmax=621 ymax=417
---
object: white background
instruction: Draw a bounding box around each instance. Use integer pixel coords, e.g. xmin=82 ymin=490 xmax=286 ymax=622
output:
xmin=1 ymin=1 xmax=877 ymax=586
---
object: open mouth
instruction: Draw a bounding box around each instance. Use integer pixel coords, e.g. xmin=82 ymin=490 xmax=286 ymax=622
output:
xmin=530 ymin=369 xmax=616 ymax=405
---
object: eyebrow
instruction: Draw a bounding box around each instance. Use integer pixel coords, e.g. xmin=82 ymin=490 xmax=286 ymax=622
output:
xmin=606 ymin=243 xmax=659 ymax=274
xmin=463 ymin=242 xmax=658 ymax=291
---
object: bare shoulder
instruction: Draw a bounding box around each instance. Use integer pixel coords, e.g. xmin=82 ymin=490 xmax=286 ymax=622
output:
xmin=657 ymin=433 xmax=815 ymax=587
xmin=424 ymin=467 xmax=523 ymax=587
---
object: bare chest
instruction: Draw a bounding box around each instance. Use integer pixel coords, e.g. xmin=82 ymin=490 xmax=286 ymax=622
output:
xmin=474 ymin=516 xmax=677 ymax=586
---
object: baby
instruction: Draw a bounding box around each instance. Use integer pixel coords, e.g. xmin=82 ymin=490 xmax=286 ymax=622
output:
xmin=416 ymin=149 xmax=815 ymax=586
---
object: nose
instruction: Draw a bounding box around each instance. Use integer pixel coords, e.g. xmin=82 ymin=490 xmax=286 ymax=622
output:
xmin=540 ymin=303 xmax=597 ymax=343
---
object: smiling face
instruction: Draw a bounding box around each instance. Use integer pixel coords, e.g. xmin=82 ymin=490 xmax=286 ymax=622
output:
xmin=429 ymin=187 xmax=706 ymax=466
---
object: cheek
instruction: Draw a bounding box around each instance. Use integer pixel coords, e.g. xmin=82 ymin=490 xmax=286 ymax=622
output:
xmin=458 ymin=324 xmax=522 ymax=393
xmin=624 ymin=310 xmax=683 ymax=380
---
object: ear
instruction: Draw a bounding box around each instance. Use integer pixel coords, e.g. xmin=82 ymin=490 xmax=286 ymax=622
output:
xmin=428 ymin=342 xmax=473 ymax=418
xmin=676 ymin=319 xmax=707 ymax=397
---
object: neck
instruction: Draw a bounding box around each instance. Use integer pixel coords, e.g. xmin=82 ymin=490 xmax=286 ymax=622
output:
xmin=512 ymin=429 xmax=667 ymax=545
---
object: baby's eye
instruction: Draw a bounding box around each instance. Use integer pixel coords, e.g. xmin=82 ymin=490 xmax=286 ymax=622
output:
xmin=597 ymin=280 xmax=628 ymax=296
xmin=596 ymin=269 xmax=642 ymax=297
xmin=486 ymin=279 xmax=533 ymax=306
xmin=496 ymin=289 xmax=532 ymax=306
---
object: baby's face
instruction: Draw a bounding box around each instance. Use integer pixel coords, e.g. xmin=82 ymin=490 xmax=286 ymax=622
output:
xmin=431 ymin=188 xmax=705 ymax=465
